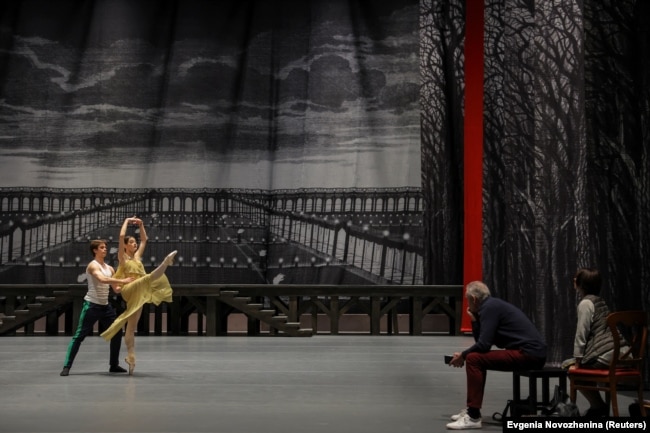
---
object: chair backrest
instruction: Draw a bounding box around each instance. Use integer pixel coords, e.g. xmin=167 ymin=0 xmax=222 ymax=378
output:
xmin=606 ymin=310 xmax=648 ymax=372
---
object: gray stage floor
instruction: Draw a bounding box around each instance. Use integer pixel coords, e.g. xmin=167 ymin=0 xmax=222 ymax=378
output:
xmin=0 ymin=335 xmax=641 ymax=433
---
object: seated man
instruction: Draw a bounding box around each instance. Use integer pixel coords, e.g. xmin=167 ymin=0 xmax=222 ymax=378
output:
xmin=446 ymin=281 xmax=547 ymax=430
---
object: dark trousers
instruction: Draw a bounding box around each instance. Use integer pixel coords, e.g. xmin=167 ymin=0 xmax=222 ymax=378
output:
xmin=63 ymin=301 xmax=123 ymax=368
xmin=465 ymin=349 xmax=545 ymax=410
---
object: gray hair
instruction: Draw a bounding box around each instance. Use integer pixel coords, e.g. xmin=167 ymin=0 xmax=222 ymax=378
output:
xmin=465 ymin=281 xmax=491 ymax=302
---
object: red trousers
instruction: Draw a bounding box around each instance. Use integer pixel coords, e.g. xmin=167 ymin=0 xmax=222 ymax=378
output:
xmin=465 ymin=349 xmax=545 ymax=409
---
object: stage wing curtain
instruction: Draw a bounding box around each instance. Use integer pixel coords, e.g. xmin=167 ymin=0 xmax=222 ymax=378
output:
xmin=420 ymin=0 xmax=586 ymax=363
xmin=482 ymin=0 xmax=650 ymax=365
xmin=482 ymin=1 xmax=588 ymax=364
xmin=419 ymin=0 xmax=464 ymax=286
xmin=583 ymin=0 xmax=650 ymax=375
xmin=422 ymin=0 xmax=650 ymax=365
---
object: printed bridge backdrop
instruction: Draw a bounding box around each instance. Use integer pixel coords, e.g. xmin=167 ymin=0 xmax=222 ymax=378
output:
xmin=0 ymin=0 xmax=424 ymax=290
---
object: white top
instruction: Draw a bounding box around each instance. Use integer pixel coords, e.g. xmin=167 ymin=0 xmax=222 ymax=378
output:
xmin=84 ymin=260 xmax=112 ymax=305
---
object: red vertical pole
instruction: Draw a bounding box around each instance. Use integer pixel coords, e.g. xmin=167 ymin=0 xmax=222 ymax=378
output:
xmin=462 ymin=0 xmax=484 ymax=332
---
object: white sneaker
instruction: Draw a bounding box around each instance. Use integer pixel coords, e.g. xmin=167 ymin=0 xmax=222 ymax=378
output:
xmin=450 ymin=408 xmax=467 ymax=421
xmin=446 ymin=414 xmax=482 ymax=430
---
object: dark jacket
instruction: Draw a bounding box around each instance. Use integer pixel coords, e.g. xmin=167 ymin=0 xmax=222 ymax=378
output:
xmin=462 ymin=296 xmax=547 ymax=359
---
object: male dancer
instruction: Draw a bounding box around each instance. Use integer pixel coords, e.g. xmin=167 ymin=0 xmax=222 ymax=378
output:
xmin=60 ymin=239 xmax=134 ymax=376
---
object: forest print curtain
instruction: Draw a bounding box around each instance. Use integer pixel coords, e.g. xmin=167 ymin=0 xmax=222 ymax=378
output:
xmin=421 ymin=0 xmax=650 ymax=365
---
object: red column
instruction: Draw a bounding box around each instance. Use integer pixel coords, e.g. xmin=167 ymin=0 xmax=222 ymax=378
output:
xmin=462 ymin=0 xmax=484 ymax=332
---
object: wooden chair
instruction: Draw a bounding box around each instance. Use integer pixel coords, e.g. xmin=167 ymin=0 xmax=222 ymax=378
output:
xmin=568 ymin=310 xmax=648 ymax=416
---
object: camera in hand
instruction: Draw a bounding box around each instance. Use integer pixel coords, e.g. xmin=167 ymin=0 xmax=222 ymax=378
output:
xmin=444 ymin=355 xmax=453 ymax=364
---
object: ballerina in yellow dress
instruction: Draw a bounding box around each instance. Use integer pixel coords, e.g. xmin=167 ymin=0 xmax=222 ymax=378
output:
xmin=101 ymin=217 xmax=177 ymax=375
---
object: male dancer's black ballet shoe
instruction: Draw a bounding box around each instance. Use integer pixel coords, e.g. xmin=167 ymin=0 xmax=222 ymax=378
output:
xmin=164 ymin=250 xmax=178 ymax=266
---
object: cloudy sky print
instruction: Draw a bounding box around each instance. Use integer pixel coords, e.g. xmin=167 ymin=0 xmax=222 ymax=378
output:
xmin=0 ymin=0 xmax=419 ymax=190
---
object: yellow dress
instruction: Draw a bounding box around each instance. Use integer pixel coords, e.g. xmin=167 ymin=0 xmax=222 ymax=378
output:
xmin=100 ymin=258 xmax=173 ymax=341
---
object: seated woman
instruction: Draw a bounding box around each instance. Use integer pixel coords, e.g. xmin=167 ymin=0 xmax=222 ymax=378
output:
xmin=565 ymin=267 xmax=626 ymax=417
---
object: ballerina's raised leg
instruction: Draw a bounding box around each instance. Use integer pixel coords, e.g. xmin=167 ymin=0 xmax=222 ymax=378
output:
xmin=149 ymin=250 xmax=177 ymax=281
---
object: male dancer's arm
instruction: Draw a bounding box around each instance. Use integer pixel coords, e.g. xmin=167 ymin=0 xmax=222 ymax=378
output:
xmin=107 ymin=264 xmax=125 ymax=294
xmin=87 ymin=261 xmax=133 ymax=289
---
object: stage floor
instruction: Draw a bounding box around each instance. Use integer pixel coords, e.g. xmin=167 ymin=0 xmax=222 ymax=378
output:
xmin=0 ymin=335 xmax=640 ymax=433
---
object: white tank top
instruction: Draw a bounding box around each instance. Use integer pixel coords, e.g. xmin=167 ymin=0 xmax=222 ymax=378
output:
xmin=85 ymin=260 xmax=112 ymax=305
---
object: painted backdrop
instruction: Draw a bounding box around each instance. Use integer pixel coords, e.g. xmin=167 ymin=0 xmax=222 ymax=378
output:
xmin=0 ymin=0 xmax=419 ymax=190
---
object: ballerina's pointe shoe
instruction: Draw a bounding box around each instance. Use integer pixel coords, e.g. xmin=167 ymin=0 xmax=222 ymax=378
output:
xmin=125 ymin=356 xmax=135 ymax=375
xmin=164 ymin=250 xmax=178 ymax=266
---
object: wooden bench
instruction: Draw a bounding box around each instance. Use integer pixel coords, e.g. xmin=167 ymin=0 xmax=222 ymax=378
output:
xmin=512 ymin=366 xmax=567 ymax=415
